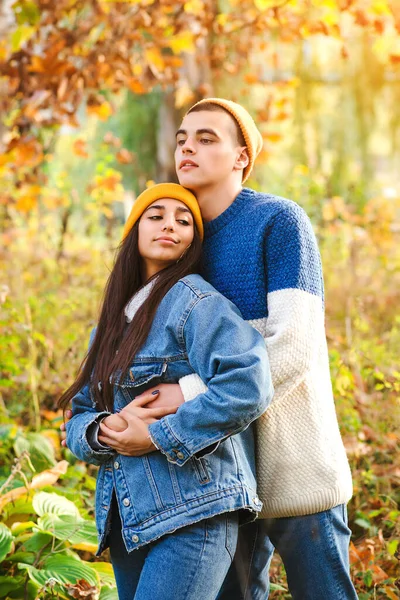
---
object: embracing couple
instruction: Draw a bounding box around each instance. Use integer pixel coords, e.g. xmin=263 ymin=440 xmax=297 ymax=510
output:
xmin=61 ymin=98 xmax=358 ymax=600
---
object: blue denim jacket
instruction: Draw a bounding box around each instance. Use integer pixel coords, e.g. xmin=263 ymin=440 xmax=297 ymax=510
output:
xmin=66 ymin=275 xmax=273 ymax=553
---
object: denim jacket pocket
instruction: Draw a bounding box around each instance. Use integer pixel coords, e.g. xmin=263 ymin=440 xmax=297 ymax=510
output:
xmin=190 ymin=456 xmax=211 ymax=484
xmin=114 ymin=361 xmax=168 ymax=404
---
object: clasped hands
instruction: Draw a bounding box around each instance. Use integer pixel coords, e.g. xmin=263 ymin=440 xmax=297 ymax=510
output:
xmin=61 ymin=384 xmax=184 ymax=457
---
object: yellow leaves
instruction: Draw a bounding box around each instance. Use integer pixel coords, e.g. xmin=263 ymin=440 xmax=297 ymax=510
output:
xmin=184 ymin=0 xmax=204 ymax=16
xmin=116 ymin=149 xmax=135 ymax=164
xmin=293 ymin=164 xmax=309 ymax=176
xmin=175 ymin=83 xmax=196 ymax=109
xmin=322 ymin=196 xmax=347 ymax=221
xmin=0 ymin=461 xmax=68 ymax=511
xmin=15 ymin=184 xmax=42 ymax=213
xmin=10 ymin=139 xmax=44 ymax=168
xmin=87 ymin=100 xmax=113 ymax=121
xmin=244 ymin=73 xmax=260 ymax=84
xmin=15 ymin=195 xmax=37 ymax=212
xmin=253 ymin=0 xmax=277 ymax=11
xmin=73 ymin=139 xmax=89 ymax=158
xmin=128 ymin=79 xmax=147 ymax=94
xmin=369 ymin=0 xmax=392 ymax=16
xmin=145 ymin=47 xmax=165 ymax=71
xmin=11 ymin=24 xmax=35 ymax=52
xmin=168 ymin=32 xmax=196 ymax=55
xmin=263 ymin=132 xmax=283 ymax=143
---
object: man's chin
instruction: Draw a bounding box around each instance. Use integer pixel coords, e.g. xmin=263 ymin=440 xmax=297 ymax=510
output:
xmin=177 ymin=172 xmax=201 ymax=192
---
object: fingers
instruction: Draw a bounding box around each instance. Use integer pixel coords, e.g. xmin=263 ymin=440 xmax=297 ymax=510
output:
xmin=130 ymin=390 xmax=160 ymax=407
xmin=60 ymin=422 xmax=66 ymax=432
xmin=66 ymin=409 xmax=73 ymax=419
xmin=145 ymin=405 xmax=179 ymax=418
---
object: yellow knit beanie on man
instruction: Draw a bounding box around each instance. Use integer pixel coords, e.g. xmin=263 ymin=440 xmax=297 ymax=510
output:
xmin=122 ymin=183 xmax=204 ymax=241
xmin=187 ymin=98 xmax=263 ymax=183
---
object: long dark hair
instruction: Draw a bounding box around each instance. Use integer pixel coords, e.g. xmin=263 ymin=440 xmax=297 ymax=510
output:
xmin=58 ymin=221 xmax=202 ymax=412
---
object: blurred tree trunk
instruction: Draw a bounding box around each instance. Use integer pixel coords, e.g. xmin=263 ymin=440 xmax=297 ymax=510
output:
xmin=156 ymin=33 xmax=215 ymax=181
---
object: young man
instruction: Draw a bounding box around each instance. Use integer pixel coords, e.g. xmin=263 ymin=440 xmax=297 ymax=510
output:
xmin=151 ymin=98 xmax=357 ymax=599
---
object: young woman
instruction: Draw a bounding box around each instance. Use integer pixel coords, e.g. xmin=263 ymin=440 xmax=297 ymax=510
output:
xmin=60 ymin=183 xmax=273 ymax=600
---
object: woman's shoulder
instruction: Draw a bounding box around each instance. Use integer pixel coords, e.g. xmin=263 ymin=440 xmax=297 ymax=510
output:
xmin=175 ymin=274 xmax=220 ymax=299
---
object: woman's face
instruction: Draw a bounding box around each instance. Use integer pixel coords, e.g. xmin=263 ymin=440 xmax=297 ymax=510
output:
xmin=138 ymin=197 xmax=195 ymax=280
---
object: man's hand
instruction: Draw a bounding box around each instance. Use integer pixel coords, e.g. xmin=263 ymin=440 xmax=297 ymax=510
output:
xmin=138 ymin=383 xmax=184 ymax=410
xmin=119 ymin=390 xmax=179 ymax=424
xmin=98 ymin=412 xmax=156 ymax=456
xmin=102 ymin=413 xmax=128 ymax=432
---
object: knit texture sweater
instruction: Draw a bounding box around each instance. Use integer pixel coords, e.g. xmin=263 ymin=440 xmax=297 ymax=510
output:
xmin=179 ymin=187 xmax=353 ymax=518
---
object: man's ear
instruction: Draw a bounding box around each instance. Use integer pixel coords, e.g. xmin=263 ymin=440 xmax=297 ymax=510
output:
xmin=234 ymin=147 xmax=249 ymax=171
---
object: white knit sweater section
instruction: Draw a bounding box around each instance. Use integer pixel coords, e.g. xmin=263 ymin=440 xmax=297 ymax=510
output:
xmin=179 ymin=288 xmax=353 ymax=519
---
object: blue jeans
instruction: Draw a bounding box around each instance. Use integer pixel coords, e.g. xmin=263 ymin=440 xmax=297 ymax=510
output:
xmin=217 ymin=504 xmax=358 ymax=600
xmin=109 ymin=504 xmax=239 ymax=600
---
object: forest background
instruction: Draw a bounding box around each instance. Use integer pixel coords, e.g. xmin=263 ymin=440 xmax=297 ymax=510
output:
xmin=0 ymin=0 xmax=399 ymax=598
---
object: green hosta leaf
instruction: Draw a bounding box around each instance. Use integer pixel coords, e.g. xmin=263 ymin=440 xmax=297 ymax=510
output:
xmin=90 ymin=562 xmax=116 ymax=588
xmin=14 ymin=433 xmax=56 ymax=470
xmin=19 ymin=554 xmax=99 ymax=587
xmin=0 ymin=522 xmax=13 ymax=562
xmin=270 ymin=582 xmax=288 ymax=592
xmin=11 ymin=521 xmax=36 ymax=535
xmin=22 ymin=532 xmax=54 ymax=553
xmin=33 ymin=491 xmax=81 ymax=518
xmin=2 ymin=496 xmax=34 ymax=518
xmin=37 ymin=514 xmax=97 ymax=547
xmin=6 ymin=551 xmax=36 ymax=564
xmin=100 ymin=586 xmax=119 ymax=600
xmin=0 ymin=576 xmax=24 ymax=597
xmin=0 ymin=423 xmax=19 ymax=442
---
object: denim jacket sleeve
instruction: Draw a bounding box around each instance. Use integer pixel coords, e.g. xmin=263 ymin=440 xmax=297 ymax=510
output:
xmin=65 ymin=330 xmax=115 ymax=466
xmin=148 ymin=292 xmax=273 ymax=466
xmin=65 ymin=383 xmax=114 ymax=466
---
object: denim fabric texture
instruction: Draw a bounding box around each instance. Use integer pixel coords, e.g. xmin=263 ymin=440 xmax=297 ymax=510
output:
xmin=109 ymin=496 xmax=239 ymax=600
xmin=66 ymin=274 xmax=273 ymax=555
xmin=217 ymin=504 xmax=358 ymax=600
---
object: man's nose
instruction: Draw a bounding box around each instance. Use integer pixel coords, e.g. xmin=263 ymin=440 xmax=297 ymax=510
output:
xmin=182 ymin=138 xmax=195 ymax=153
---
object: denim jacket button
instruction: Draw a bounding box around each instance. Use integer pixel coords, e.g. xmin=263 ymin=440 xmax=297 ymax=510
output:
xmin=132 ymin=534 xmax=139 ymax=543
xmin=176 ymin=451 xmax=185 ymax=460
xmin=114 ymin=461 xmax=120 ymax=469
xmin=123 ymin=498 xmax=130 ymax=507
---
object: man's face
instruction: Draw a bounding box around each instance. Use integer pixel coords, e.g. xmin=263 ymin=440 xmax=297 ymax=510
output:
xmin=175 ymin=110 xmax=244 ymax=192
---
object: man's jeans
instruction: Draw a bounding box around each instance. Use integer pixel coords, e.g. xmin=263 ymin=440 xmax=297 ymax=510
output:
xmin=109 ymin=505 xmax=239 ymax=600
xmin=217 ymin=504 xmax=358 ymax=600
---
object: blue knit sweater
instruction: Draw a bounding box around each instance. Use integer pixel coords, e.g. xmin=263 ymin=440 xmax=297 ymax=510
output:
xmin=180 ymin=187 xmax=353 ymax=518
xmin=201 ymin=187 xmax=324 ymax=319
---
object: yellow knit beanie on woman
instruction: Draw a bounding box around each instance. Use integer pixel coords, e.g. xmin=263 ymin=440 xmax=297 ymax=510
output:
xmin=122 ymin=183 xmax=204 ymax=241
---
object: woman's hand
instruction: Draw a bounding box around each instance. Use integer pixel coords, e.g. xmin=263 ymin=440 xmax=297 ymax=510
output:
xmin=98 ymin=412 xmax=156 ymax=456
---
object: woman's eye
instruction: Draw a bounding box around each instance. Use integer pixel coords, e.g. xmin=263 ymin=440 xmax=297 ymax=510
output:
xmin=149 ymin=215 xmax=162 ymax=220
xmin=200 ymin=138 xmax=212 ymax=144
xmin=178 ymin=220 xmax=190 ymax=226
xmin=177 ymin=139 xmax=186 ymax=146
